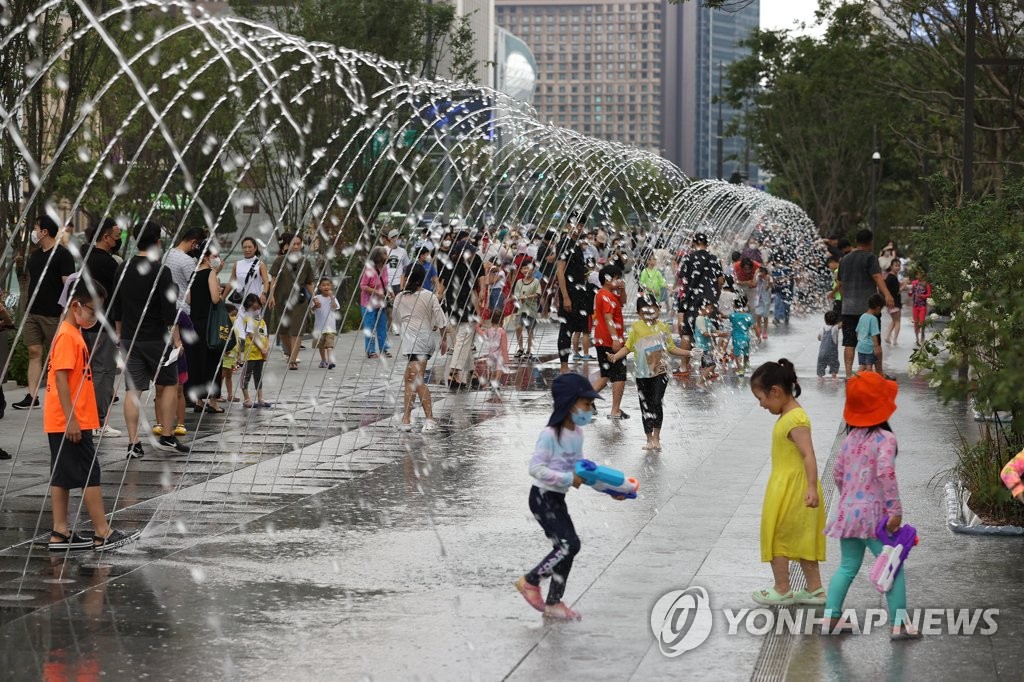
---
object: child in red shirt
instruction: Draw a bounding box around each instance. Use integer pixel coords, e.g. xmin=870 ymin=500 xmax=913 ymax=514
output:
xmin=46 ymin=284 xmax=141 ymax=552
xmin=591 ymin=264 xmax=629 ymax=419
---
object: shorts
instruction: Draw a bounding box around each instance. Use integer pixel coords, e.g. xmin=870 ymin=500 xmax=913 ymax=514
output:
xmin=518 ymin=313 xmax=537 ymax=330
xmin=48 ymin=431 xmax=100 ymax=489
xmin=700 ymin=352 xmax=716 ymax=369
xmin=733 ymin=339 xmax=750 ymax=357
xmin=595 ymin=345 xmax=627 ymax=382
xmin=222 ymin=346 xmax=239 ymax=370
xmin=841 ymin=315 xmax=860 ymax=348
xmin=125 ymin=339 xmax=179 ymax=390
xmin=316 ymin=332 xmax=336 ymax=350
xmin=912 ymin=306 xmax=927 ymax=324
xmin=858 ymin=351 xmax=877 ymax=367
xmin=23 ymin=313 xmax=59 ymax=348
xmin=559 ymin=297 xmax=590 ymax=333
xmin=405 ymin=353 xmax=432 ymax=362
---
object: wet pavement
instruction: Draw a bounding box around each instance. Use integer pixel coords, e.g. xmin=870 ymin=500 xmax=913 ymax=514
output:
xmin=0 ymin=315 xmax=1018 ymax=680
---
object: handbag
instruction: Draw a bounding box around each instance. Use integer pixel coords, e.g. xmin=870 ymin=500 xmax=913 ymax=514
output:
xmin=228 ymin=258 xmax=259 ymax=305
xmin=206 ymin=301 xmax=232 ymax=349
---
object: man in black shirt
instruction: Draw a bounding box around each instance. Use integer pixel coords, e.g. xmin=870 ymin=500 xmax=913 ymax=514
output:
xmin=534 ymin=230 xmax=558 ymax=320
xmin=556 ymin=212 xmax=589 ymax=373
xmin=13 ymin=215 xmax=76 ymax=410
xmin=438 ymin=233 xmax=483 ymax=388
xmin=677 ymin=232 xmax=724 ymax=351
xmin=111 ymin=222 xmax=187 ymax=457
xmin=80 ymin=218 xmax=122 ymax=436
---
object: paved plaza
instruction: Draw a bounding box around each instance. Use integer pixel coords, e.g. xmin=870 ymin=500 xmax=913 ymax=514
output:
xmin=0 ymin=315 xmax=1019 ymax=681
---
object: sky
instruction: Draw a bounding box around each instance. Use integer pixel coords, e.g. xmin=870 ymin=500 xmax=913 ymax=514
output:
xmin=759 ymin=0 xmax=828 ymax=37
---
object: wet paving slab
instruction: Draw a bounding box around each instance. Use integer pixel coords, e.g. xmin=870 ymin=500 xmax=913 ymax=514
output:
xmin=0 ymin=319 xmax=1018 ymax=680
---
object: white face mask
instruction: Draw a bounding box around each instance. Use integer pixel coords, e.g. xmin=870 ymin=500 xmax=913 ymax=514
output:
xmin=210 ymin=257 xmax=222 ymax=269
xmin=74 ymin=303 xmax=97 ymax=330
xmin=30 ymin=230 xmax=40 ymax=245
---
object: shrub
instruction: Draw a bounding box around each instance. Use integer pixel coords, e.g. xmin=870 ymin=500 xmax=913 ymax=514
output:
xmin=953 ymin=426 xmax=1024 ymax=527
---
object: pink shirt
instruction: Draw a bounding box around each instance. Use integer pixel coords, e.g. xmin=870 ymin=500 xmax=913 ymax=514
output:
xmin=824 ymin=428 xmax=903 ymax=539
xmin=360 ymin=266 xmax=386 ymax=309
xmin=1001 ymin=450 xmax=1024 ymax=498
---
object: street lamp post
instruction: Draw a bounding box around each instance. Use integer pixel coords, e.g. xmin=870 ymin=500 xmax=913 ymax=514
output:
xmin=870 ymin=151 xmax=881 ymax=231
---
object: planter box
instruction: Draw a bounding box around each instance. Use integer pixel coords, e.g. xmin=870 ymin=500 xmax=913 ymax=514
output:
xmin=944 ymin=480 xmax=1024 ymax=536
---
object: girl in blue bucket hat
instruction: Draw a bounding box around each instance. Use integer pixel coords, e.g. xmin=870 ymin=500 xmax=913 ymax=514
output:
xmin=514 ymin=373 xmax=601 ymax=621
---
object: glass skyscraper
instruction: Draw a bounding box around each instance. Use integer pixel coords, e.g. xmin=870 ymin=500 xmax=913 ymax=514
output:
xmin=692 ymin=1 xmax=759 ymax=181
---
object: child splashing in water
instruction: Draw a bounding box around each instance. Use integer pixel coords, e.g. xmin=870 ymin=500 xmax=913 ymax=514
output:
xmin=515 ymin=374 xmax=603 ymax=621
xmin=749 ymin=359 xmax=826 ymax=606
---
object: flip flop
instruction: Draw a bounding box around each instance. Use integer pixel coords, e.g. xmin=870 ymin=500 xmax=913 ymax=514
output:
xmin=752 ymin=587 xmax=795 ymax=606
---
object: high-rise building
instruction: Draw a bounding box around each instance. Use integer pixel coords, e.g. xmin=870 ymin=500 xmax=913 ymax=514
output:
xmin=496 ymin=0 xmax=758 ymax=180
xmin=676 ymin=0 xmax=759 ymax=181
xmin=495 ymin=1 xmax=668 ymax=152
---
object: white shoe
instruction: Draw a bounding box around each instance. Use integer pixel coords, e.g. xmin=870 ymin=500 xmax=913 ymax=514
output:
xmin=398 ymin=422 xmax=414 ymax=432
xmin=421 ymin=419 xmax=438 ymax=433
xmin=100 ymin=424 xmax=123 ymax=438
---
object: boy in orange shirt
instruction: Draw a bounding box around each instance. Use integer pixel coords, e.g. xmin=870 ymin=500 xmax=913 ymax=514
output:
xmin=591 ymin=264 xmax=629 ymax=419
xmin=46 ymin=283 xmax=141 ymax=552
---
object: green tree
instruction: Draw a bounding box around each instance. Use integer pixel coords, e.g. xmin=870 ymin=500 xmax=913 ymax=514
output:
xmin=722 ymin=3 xmax=923 ymax=237
xmin=911 ymin=180 xmax=1024 ymax=434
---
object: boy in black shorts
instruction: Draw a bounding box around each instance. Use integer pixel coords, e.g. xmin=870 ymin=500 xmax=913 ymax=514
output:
xmin=45 ymin=283 xmax=141 ymax=551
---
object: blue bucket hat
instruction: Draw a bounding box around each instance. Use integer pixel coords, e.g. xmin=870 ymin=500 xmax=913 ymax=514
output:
xmin=547 ymin=373 xmax=602 ymax=427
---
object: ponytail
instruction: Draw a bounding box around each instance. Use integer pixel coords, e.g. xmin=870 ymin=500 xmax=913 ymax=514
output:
xmin=750 ymin=357 xmax=801 ymax=398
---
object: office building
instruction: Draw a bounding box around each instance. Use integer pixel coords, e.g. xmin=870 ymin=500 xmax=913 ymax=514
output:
xmin=495 ymin=1 xmax=667 ymax=152
xmin=496 ymin=0 xmax=759 ymax=180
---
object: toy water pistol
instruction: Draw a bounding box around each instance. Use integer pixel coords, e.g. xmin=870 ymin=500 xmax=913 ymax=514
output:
xmin=574 ymin=459 xmax=639 ymax=499
xmin=868 ymin=514 xmax=918 ymax=593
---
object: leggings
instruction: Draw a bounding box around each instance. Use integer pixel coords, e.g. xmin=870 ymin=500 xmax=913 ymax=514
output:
xmin=636 ymin=375 xmax=668 ymax=435
xmin=243 ymin=360 xmax=265 ymax=390
xmin=825 ymin=537 xmax=907 ymax=626
xmin=525 ymin=487 xmax=580 ymax=605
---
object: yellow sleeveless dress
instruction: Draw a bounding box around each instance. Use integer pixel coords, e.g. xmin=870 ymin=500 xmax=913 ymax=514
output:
xmin=760 ymin=407 xmax=826 ymax=562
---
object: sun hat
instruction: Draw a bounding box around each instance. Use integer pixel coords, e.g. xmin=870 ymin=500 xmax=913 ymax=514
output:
xmin=547 ymin=373 xmax=602 ymax=427
xmin=844 ymin=371 xmax=898 ymax=427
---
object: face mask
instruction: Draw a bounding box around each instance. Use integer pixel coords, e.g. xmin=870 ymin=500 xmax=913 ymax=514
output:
xmin=210 ymin=256 xmax=222 ymax=269
xmin=571 ymin=409 xmax=594 ymax=427
xmin=74 ymin=304 xmax=97 ymax=330
xmin=30 ymin=230 xmax=40 ymax=245
xmin=112 ymin=238 xmax=122 ymax=252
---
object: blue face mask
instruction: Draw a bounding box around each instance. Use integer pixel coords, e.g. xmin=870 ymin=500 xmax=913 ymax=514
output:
xmin=571 ymin=409 xmax=594 ymax=426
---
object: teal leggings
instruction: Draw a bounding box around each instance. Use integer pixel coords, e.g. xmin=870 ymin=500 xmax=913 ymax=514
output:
xmin=825 ymin=537 xmax=907 ymax=626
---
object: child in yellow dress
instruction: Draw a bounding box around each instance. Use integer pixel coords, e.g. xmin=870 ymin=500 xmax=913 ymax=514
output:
xmin=749 ymin=358 xmax=826 ymax=606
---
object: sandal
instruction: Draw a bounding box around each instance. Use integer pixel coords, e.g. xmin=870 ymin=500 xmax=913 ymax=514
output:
xmin=288 ymin=362 xmax=299 ymax=370
xmin=793 ymin=587 xmax=826 ymax=606
xmin=367 ymin=353 xmax=379 ymax=359
xmin=891 ymin=624 xmax=923 ymax=641
xmin=543 ymin=602 xmax=582 ymax=621
xmin=48 ymin=530 xmax=93 ymax=551
xmin=243 ymin=401 xmax=255 ymax=409
xmin=93 ymin=528 xmax=142 ymax=552
xmin=204 ymin=403 xmax=225 ymax=414
xmin=515 ymin=576 xmax=545 ymax=612
xmin=382 ymin=350 xmax=393 ymax=358
xmin=752 ymin=587 xmax=795 ymax=606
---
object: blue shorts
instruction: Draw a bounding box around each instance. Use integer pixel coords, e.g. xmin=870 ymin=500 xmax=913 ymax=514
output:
xmin=857 ymin=351 xmax=877 ymax=367
xmin=733 ymin=340 xmax=750 ymax=357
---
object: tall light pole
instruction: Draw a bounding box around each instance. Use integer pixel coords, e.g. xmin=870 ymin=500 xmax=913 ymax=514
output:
xmin=870 ymin=151 xmax=881 ymax=231
xmin=716 ymin=61 xmax=724 ymax=180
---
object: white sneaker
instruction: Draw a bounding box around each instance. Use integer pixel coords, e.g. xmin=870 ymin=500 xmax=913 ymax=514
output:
xmin=100 ymin=424 xmax=123 ymax=438
xmin=421 ymin=419 xmax=438 ymax=433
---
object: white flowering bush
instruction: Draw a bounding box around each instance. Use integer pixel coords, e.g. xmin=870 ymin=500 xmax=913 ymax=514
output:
xmin=912 ymin=181 xmax=1024 ymax=436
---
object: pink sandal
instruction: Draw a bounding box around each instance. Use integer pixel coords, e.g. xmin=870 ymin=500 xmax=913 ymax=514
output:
xmin=543 ymin=602 xmax=581 ymax=621
xmin=515 ymin=576 xmax=545 ymax=612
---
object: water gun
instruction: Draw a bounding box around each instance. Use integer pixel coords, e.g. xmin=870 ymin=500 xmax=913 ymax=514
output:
xmin=868 ymin=515 xmax=918 ymax=593
xmin=574 ymin=459 xmax=639 ymax=499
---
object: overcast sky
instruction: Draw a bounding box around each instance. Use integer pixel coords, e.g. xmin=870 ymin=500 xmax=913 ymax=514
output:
xmin=760 ymin=0 xmax=828 ymax=37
